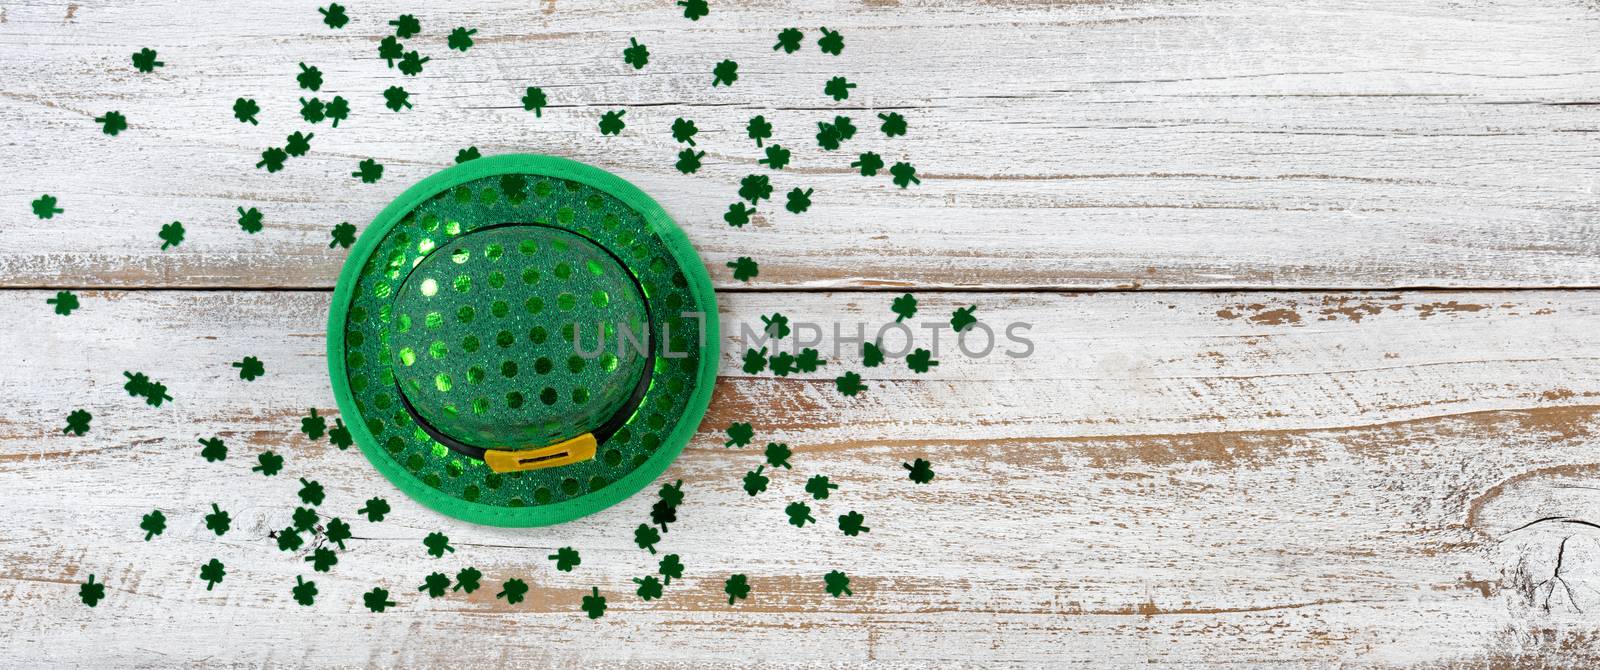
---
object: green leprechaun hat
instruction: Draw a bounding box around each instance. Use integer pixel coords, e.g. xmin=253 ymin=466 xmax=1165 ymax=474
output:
xmin=328 ymin=154 xmax=719 ymax=527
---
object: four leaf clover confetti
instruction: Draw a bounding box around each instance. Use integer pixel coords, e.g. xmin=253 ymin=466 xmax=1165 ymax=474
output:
xmin=80 ymin=575 xmax=106 ymax=607
xmin=359 ymin=497 xmax=390 ymax=522
xmin=233 ymin=98 xmax=260 ymax=125
xmin=353 ymin=159 xmax=384 ymax=183
xmin=818 ymin=28 xmax=845 ymax=56
xmin=454 ymin=567 xmax=483 ymax=593
xmin=623 ymin=38 xmax=650 ymax=69
xmin=132 ymin=48 xmax=164 ymax=73
xmin=839 ymin=511 xmax=870 ymax=536
xmin=598 ymin=109 xmax=627 ymax=135
xmin=420 ymin=572 xmax=450 ymax=597
xmin=140 ymin=509 xmax=167 ymax=541
xmin=232 ymin=356 xmax=265 ymax=381
xmin=292 ymin=576 xmax=318 ymax=606
xmin=159 ymin=221 xmax=185 ymax=250
xmin=276 ymin=526 xmax=303 ymax=552
xmin=725 ymin=422 xmax=754 ymax=447
xmin=448 ymin=27 xmax=478 ymax=52
xmin=32 ymin=194 xmax=64 ymax=219
xmin=204 ymin=503 xmax=231 ymax=536
xmin=199 ymin=559 xmax=226 ymax=590
xmin=95 ymin=111 xmax=127 ymax=136
xmin=423 ymin=532 xmax=455 ymax=558
xmin=64 ymin=409 xmax=92 ymax=435
xmin=199 ymin=436 xmax=227 ymax=462
xmin=363 ymin=587 xmax=396 ymax=613
xmin=47 ymin=290 xmax=79 ymax=315
xmin=236 ymin=206 xmax=264 ymax=234
xmin=712 ymin=59 xmax=739 ymax=87
xmin=330 ymin=222 xmax=358 ymax=249
xmin=724 ymin=574 xmax=750 ymax=605
xmin=904 ymin=458 xmax=936 ymax=484
xmin=549 ymin=546 xmax=581 ymax=572
xmin=581 ymin=587 xmax=607 ymax=619
xmin=253 ymin=450 xmax=284 ymax=476
xmin=318 ymin=4 xmax=349 ymax=29
xmin=292 ymin=506 xmax=319 ymax=531
xmin=498 ymin=579 xmax=529 ymax=605
xmin=824 ymin=570 xmax=852 ymax=597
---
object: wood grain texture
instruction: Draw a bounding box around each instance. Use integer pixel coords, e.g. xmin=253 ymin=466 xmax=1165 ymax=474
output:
xmin=4 ymin=289 xmax=1600 ymax=667
xmin=2 ymin=0 xmax=1599 ymax=290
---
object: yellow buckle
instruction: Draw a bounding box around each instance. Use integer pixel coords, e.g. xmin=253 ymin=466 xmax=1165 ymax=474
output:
xmin=483 ymin=433 xmax=598 ymax=473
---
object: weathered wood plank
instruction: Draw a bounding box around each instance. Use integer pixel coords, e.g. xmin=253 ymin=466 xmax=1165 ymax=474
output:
xmin=3 ymin=289 xmax=1599 ymax=666
xmin=2 ymin=0 xmax=1598 ymax=289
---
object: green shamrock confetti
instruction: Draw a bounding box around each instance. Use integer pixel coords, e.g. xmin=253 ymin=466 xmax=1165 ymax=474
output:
xmin=448 ymin=27 xmax=477 ymax=52
xmin=743 ymin=466 xmax=769 ymax=496
xmin=292 ymin=576 xmax=317 ymax=606
xmin=204 ymin=503 xmax=230 ymax=536
xmin=389 ymin=14 xmax=420 ymax=38
xmin=671 ymin=118 xmax=698 ymax=145
xmin=32 ymin=194 xmax=63 ymax=219
xmin=651 ymin=499 xmax=677 ymax=531
xmin=423 ymin=532 xmax=454 ymax=558
xmin=659 ymin=554 xmax=683 ymax=585
xmin=824 ymin=77 xmax=856 ymax=101
xmin=796 ymin=348 xmax=826 ymax=372
xmin=785 ymin=501 xmax=815 ymax=528
xmin=319 ymin=4 xmax=348 ymax=29
xmin=285 ymin=131 xmax=313 ymax=157
xmin=907 ymin=348 xmax=938 ymax=373
xmin=300 ymin=97 xmax=326 ymax=123
xmin=397 ymin=51 xmax=429 ymax=76
xmin=232 ymin=98 xmax=260 ymax=125
xmin=324 ymin=517 xmax=352 ymax=549
xmin=353 ymin=159 xmax=384 ymax=183
xmin=774 ymin=28 xmax=803 ymax=53
xmin=725 ymin=422 xmax=754 ymax=447
xmin=815 ymin=122 xmax=842 ymax=151
xmin=712 ymin=59 xmax=738 ymax=87
xmin=891 ymin=294 xmax=918 ymax=322
xmin=325 ymin=96 xmax=349 ymax=127
xmin=891 ymin=162 xmax=921 ymax=188
xmin=296 ymin=63 xmax=322 ymax=91
xmin=853 ymin=151 xmax=884 ymax=176
xmin=257 ymin=146 xmax=288 ymax=173
xmin=805 ymin=475 xmax=838 ymax=500
xmin=634 ymin=523 xmax=661 ymax=554
xmin=142 ymin=379 xmax=172 ymax=407
xmin=253 ymin=450 xmax=284 ymax=476
xmin=132 ymin=48 xmax=163 ymax=73
xmin=785 ymin=187 xmax=813 ymax=214
xmin=724 ymin=574 xmax=750 ymax=605
xmin=879 ymin=112 xmax=908 ymax=137
xmin=383 ymin=86 xmax=412 ymax=112
xmin=834 ymin=116 xmax=857 ymax=141
xmin=64 ymin=409 xmax=91 ymax=435
xmin=549 ymin=547 xmax=581 ymax=572
xmin=301 ymin=408 xmax=326 ymax=440
xmin=760 ymin=145 xmax=791 ymax=170
xmin=522 ymin=87 xmax=547 ymax=116
xmin=456 ymin=146 xmax=481 ymax=163
xmin=742 ymin=347 xmax=768 ymax=374
xmin=236 ymin=206 xmax=264 ymax=233
xmin=598 ymin=109 xmax=627 ymax=135
xmin=747 ymin=115 xmax=773 ymax=146
xmin=232 ymin=356 xmax=264 ymax=381
xmin=951 ymin=305 xmax=978 ymax=332
xmin=770 ymin=352 xmax=796 ymax=376
xmin=95 ymin=111 xmax=127 ymax=136
xmin=835 ymin=371 xmax=867 ymax=397
xmin=839 ymin=511 xmax=870 ymax=536
xmin=363 ymin=587 xmax=395 ymax=613
xmin=904 ymin=458 xmax=935 ymax=484
xmin=498 ymin=578 xmax=528 ymax=605
xmin=818 ymin=27 xmax=844 ymax=56
xmin=298 ymin=478 xmax=325 ymax=506
xmin=727 ymin=257 xmax=759 ymax=282
xmin=765 ymin=442 xmax=792 ymax=469
xmin=306 ymin=547 xmax=337 ymax=572
xmin=359 ymin=497 xmax=390 ymax=522
xmin=824 ymin=570 xmax=852 ymax=597
xmin=738 ymin=174 xmax=772 ymax=204
xmin=623 ymin=38 xmax=649 ymax=69
xmin=634 ymin=575 xmax=664 ymax=601
xmin=677 ymin=0 xmax=709 ymax=21
xmin=379 ymin=36 xmax=403 ymax=67
xmin=453 ymin=567 xmax=482 ymax=593
xmin=328 ymin=418 xmax=352 ymax=449
xmin=863 ymin=341 xmax=885 ymax=367
xmin=140 ymin=510 xmax=166 ymax=541
xmin=80 ymin=575 xmax=105 ymax=607
xmin=158 ymin=221 xmax=184 ymax=250
xmin=330 ymin=222 xmax=357 ymax=249
xmin=675 ymin=149 xmax=705 ymax=175
xmin=762 ymin=313 xmax=790 ymax=339
xmin=276 ymin=526 xmax=303 ymax=552
xmin=292 ymin=506 xmax=319 ymax=532
xmin=582 ymin=587 xmax=607 ymax=619
xmin=419 ymin=572 xmax=450 ymax=598
xmin=47 ymin=290 xmax=78 ymax=315
xmin=199 ymin=437 xmax=227 ymax=462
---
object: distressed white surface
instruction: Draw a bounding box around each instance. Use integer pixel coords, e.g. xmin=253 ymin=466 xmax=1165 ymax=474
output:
xmin=0 ymin=0 xmax=1598 ymax=289
xmin=3 ymin=290 xmax=1600 ymax=667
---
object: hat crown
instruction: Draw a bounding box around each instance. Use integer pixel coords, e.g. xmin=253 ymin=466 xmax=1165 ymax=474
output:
xmin=388 ymin=224 xmax=649 ymax=450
